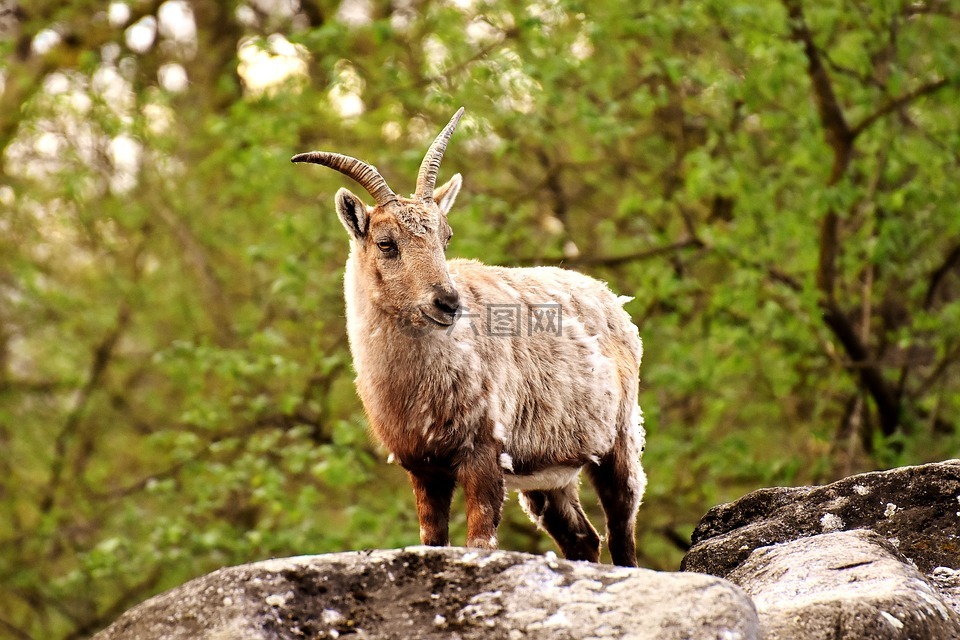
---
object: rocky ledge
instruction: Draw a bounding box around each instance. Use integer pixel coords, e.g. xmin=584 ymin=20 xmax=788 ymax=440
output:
xmin=95 ymin=459 xmax=960 ymax=640
xmin=684 ymin=459 xmax=960 ymax=639
xmin=94 ymin=546 xmax=757 ymax=640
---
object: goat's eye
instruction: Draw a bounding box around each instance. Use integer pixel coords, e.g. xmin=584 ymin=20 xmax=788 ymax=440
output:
xmin=376 ymin=240 xmax=397 ymax=254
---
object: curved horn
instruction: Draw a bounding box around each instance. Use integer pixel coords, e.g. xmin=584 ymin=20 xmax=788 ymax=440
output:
xmin=415 ymin=107 xmax=464 ymax=203
xmin=291 ymin=151 xmax=398 ymax=208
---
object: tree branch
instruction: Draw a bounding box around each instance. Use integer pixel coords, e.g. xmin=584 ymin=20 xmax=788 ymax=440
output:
xmin=513 ymin=238 xmax=704 ymax=268
xmin=783 ymin=0 xmax=905 ymax=437
xmin=782 ymin=0 xmax=853 ymax=306
xmin=40 ymin=304 xmax=131 ymax=513
xmin=924 ymin=242 xmax=960 ymax=309
xmin=150 ymin=186 xmax=235 ymax=346
xmin=820 ymin=300 xmax=901 ymax=436
xmin=850 ymin=79 xmax=952 ymax=139
xmin=711 ymin=245 xmax=803 ymax=292
xmin=782 ymin=0 xmax=854 ymax=184
xmin=0 ymin=616 xmax=31 ymax=640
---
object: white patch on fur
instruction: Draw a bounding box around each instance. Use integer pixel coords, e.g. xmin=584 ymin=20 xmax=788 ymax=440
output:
xmin=517 ymin=493 xmax=546 ymax=531
xmin=492 ymin=421 xmax=506 ymax=443
xmin=499 ymin=280 xmax=516 ymax=294
xmin=422 ymin=416 xmax=433 ymax=434
xmin=628 ymin=465 xmax=648 ymax=506
xmin=631 ymin=404 xmax=644 ymax=434
xmin=588 ymin=454 xmax=600 ymax=465
xmin=505 ymin=465 xmax=580 ymax=491
xmin=617 ymin=295 xmax=634 ymax=305
xmin=386 ymin=452 xmax=396 ymax=464
xmin=499 ymin=452 xmax=514 ymax=471
xmin=564 ymin=315 xmax=587 ymax=336
xmin=586 ymin=349 xmax=611 ymax=374
xmin=547 ymin=288 xmax=570 ymax=300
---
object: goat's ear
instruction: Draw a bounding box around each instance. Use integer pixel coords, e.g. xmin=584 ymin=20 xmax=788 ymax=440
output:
xmin=433 ymin=173 xmax=462 ymax=216
xmin=335 ymin=188 xmax=369 ymax=239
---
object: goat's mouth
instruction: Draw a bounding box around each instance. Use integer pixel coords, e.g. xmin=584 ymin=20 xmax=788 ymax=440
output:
xmin=420 ymin=308 xmax=457 ymax=328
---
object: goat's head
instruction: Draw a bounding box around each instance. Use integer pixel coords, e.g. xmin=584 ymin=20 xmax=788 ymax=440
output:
xmin=293 ymin=108 xmax=464 ymax=329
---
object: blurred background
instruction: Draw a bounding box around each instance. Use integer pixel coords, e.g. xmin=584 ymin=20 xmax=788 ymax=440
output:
xmin=1 ymin=0 xmax=958 ymax=637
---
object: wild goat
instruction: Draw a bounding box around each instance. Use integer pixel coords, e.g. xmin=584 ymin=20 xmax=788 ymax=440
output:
xmin=292 ymin=108 xmax=646 ymax=566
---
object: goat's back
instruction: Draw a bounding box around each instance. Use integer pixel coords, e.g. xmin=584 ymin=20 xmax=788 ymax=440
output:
xmin=444 ymin=260 xmax=642 ymax=468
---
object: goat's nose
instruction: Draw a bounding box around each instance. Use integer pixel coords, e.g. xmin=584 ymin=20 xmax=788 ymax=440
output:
xmin=433 ymin=286 xmax=460 ymax=315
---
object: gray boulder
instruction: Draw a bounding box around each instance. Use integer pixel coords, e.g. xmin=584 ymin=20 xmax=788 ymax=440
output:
xmin=94 ymin=546 xmax=759 ymax=640
xmin=682 ymin=459 xmax=960 ymax=577
xmin=727 ymin=529 xmax=960 ymax=639
xmin=682 ymin=459 xmax=960 ymax=640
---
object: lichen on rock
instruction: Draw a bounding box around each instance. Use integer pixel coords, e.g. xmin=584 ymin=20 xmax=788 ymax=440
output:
xmin=94 ymin=546 xmax=759 ymax=640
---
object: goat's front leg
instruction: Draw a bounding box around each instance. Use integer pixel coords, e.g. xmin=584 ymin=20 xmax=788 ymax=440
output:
xmin=409 ymin=471 xmax=455 ymax=546
xmin=458 ymin=443 xmax=504 ymax=549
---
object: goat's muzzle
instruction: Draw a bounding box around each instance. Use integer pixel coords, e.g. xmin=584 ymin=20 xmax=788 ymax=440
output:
xmin=421 ymin=285 xmax=460 ymax=327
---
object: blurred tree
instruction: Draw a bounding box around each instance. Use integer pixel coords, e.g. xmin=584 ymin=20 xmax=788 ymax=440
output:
xmin=0 ymin=0 xmax=958 ymax=638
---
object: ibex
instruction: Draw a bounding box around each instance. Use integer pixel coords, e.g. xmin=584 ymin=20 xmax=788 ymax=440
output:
xmin=292 ymin=108 xmax=646 ymax=566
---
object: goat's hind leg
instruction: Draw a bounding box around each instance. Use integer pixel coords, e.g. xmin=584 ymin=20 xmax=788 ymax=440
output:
xmin=586 ymin=443 xmax=645 ymax=567
xmin=519 ymin=482 xmax=600 ymax=563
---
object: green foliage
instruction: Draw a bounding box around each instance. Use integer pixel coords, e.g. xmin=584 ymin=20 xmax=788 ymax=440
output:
xmin=1 ymin=1 xmax=959 ymax=637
